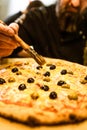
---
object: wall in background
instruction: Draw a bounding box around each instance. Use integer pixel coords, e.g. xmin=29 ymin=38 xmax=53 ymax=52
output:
xmin=0 ymin=0 xmax=56 ymax=20
xmin=0 ymin=0 xmax=10 ymax=20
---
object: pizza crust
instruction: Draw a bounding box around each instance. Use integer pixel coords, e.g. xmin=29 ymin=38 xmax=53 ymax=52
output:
xmin=0 ymin=98 xmax=87 ymax=126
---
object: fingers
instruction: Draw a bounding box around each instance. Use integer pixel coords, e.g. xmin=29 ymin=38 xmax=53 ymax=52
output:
xmin=0 ymin=23 xmax=14 ymax=36
xmin=0 ymin=49 xmax=14 ymax=57
xmin=9 ymin=23 xmax=19 ymax=34
xmin=0 ymin=33 xmax=19 ymax=48
xmin=0 ymin=41 xmax=18 ymax=49
xmin=0 ymin=22 xmax=19 ymax=36
xmin=0 ymin=40 xmax=19 ymax=57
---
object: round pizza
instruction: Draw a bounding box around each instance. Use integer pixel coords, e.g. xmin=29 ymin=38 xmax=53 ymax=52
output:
xmin=0 ymin=58 xmax=87 ymax=126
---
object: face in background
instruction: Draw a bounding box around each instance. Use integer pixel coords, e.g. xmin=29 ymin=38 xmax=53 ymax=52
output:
xmin=56 ymin=0 xmax=87 ymax=32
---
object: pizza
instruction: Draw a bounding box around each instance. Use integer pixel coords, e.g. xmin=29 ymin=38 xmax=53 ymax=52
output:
xmin=0 ymin=58 xmax=87 ymax=126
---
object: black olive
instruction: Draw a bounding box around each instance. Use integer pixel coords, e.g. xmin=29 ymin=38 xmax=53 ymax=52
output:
xmin=49 ymin=91 xmax=57 ymax=99
xmin=16 ymin=71 xmax=22 ymax=75
xmin=60 ymin=69 xmax=67 ymax=75
xmin=43 ymin=71 xmax=50 ymax=77
xmin=12 ymin=67 xmax=18 ymax=73
xmin=0 ymin=78 xmax=6 ymax=84
xmin=49 ymin=65 xmax=56 ymax=70
xmin=85 ymin=76 xmax=87 ymax=80
xmin=40 ymin=85 xmax=49 ymax=91
xmin=57 ymin=80 xmax=66 ymax=86
xmin=36 ymin=66 xmax=42 ymax=70
xmin=69 ymin=114 xmax=76 ymax=121
xmin=27 ymin=78 xmax=35 ymax=83
xmin=18 ymin=84 xmax=26 ymax=90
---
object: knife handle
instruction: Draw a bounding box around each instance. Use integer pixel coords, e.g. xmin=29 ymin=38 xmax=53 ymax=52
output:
xmin=14 ymin=34 xmax=30 ymax=50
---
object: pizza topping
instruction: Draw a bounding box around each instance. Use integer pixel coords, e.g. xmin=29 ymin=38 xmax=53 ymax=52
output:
xmin=8 ymin=77 xmax=15 ymax=82
xmin=49 ymin=91 xmax=57 ymax=99
xmin=80 ymin=76 xmax=87 ymax=84
xmin=36 ymin=66 xmax=43 ymax=70
xmin=46 ymin=63 xmax=53 ymax=66
xmin=24 ymin=61 xmax=29 ymax=65
xmin=61 ymin=84 xmax=70 ymax=89
xmin=43 ymin=77 xmax=51 ymax=82
xmin=43 ymin=71 xmax=50 ymax=77
xmin=49 ymin=65 xmax=56 ymax=70
xmin=69 ymin=114 xmax=76 ymax=121
xmin=60 ymin=69 xmax=67 ymax=75
xmin=31 ymin=93 xmax=39 ymax=100
xmin=80 ymin=80 xmax=87 ymax=84
xmin=84 ymin=76 xmax=87 ymax=80
xmin=40 ymin=85 xmax=49 ymax=91
xmin=68 ymin=92 xmax=78 ymax=100
xmin=57 ymin=80 xmax=66 ymax=86
xmin=16 ymin=71 xmax=22 ymax=75
xmin=12 ymin=67 xmax=18 ymax=73
xmin=27 ymin=78 xmax=35 ymax=83
xmin=0 ymin=78 xmax=6 ymax=84
xmin=67 ymin=71 xmax=73 ymax=75
xmin=18 ymin=83 xmax=26 ymax=90
xmin=13 ymin=61 xmax=23 ymax=66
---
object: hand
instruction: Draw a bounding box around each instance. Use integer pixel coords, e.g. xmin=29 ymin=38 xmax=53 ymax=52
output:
xmin=0 ymin=21 xmax=20 ymax=57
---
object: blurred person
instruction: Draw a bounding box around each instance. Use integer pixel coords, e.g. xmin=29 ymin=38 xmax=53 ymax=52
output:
xmin=5 ymin=0 xmax=44 ymax=24
xmin=0 ymin=0 xmax=87 ymax=65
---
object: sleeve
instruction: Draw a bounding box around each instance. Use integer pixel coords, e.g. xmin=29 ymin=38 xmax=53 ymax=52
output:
xmin=4 ymin=11 xmax=22 ymax=25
